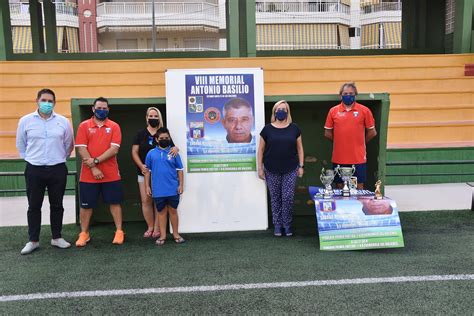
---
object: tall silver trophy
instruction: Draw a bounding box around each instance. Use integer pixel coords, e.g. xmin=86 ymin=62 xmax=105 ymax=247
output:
xmin=334 ymin=165 xmax=356 ymax=197
xmin=320 ymin=168 xmax=335 ymax=199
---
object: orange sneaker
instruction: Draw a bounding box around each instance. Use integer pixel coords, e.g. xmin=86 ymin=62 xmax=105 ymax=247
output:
xmin=112 ymin=230 xmax=125 ymax=245
xmin=75 ymin=232 xmax=90 ymax=247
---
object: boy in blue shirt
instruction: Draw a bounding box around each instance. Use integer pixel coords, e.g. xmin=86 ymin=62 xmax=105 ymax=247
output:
xmin=144 ymin=127 xmax=184 ymax=246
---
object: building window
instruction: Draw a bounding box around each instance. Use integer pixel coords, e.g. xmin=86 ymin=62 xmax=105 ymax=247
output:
xmin=116 ymin=39 xmax=138 ymax=51
xmin=183 ymin=38 xmax=219 ymax=51
xmin=147 ymin=38 xmax=168 ymax=51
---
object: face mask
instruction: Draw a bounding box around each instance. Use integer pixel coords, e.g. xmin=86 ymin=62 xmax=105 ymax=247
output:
xmin=94 ymin=109 xmax=109 ymax=121
xmin=148 ymin=118 xmax=160 ymax=128
xmin=275 ymin=110 xmax=288 ymax=121
xmin=38 ymin=101 xmax=54 ymax=115
xmin=158 ymin=139 xmax=170 ymax=148
xmin=342 ymin=95 xmax=356 ymax=106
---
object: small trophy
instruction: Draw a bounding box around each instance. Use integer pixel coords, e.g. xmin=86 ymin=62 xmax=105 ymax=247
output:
xmin=320 ymin=168 xmax=335 ymax=199
xmin=374 ymin=180 xmax=383 ymax=200
xmin=350 ymin=176 xmax=358 ymax=196
xmin=335 ymin=165 xmax=355 ymax=197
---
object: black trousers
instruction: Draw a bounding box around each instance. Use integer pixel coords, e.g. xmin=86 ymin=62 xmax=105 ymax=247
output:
xmin=25 ymin=163 xmax=68 ymax=241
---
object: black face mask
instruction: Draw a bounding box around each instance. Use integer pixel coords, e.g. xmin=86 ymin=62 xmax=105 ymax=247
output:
xmin=158 ymin=139 xmax=171 ymax=148
xmin=148 ymin=119 xmax=160 ymax=128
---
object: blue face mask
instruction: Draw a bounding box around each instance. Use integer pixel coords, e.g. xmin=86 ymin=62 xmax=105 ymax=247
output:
xmin=342 ymin=95 xmax=356 ymax=106
xmin=38 ymin=101 xmax=54 ymax=115
xmin=94 ymin=109 xmax=109 ymax=121
xmin=275 ymin=110 xmax=288 ymax=121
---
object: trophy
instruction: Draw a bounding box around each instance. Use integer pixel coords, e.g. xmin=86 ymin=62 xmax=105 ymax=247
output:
xmin=334 ymin=165 xmax=355 ymax=197
xmin=320 ymin=168 xmax=335 ymax=199
xmin=374 ymin=180 xmax=383 ymax=200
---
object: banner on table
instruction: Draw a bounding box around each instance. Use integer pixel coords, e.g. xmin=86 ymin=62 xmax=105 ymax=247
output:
xmin=310 ymin=187 xmax=404 ymax=251
xmin=185 ymin=73 xmax=256 ymax=173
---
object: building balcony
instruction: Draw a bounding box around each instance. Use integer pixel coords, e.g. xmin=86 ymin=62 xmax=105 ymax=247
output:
xmin=360 ymin=2 xmax=402 ymax=25
xmin=257 ymin=44 xmax=350 ymax=50
xmin=256 ymin=1 xmax=350 ymax=25
xmin=96 ymin=2 xmax=223 ymax=31
xmin=9 ymin=3 xmax=79 ymax=28
xmin=99 ymin=47 xmax=220 ymax=53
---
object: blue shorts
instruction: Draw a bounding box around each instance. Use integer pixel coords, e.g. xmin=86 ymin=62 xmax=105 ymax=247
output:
xmin=332 ymin=163 xmax=367 ymax=184
xmin=154 ymin=195 xmax=180 ymax=212
xmin=79 ymin=181 xmax=124 ymax=209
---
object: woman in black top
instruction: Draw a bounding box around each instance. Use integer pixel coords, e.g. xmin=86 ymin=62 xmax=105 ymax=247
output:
xmin=132 ymin=107 xmax=177 ymax=239
xmin=257 ymin=100 xmax=304 ymax=237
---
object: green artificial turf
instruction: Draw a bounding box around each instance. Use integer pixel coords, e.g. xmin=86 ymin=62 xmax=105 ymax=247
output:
xmin=0 ymin=210 xmax=473 ymax=314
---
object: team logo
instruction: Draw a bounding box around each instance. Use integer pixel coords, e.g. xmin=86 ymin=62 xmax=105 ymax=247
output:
xmin=204 ymin=107 xmax=221 ymax=124
xmin=105 ymin=127 xmax=111 ymax=133
xmin=189 ymin=122 xmax=204 ymax=139
xmin=353 ymin=111 xmax=359 ymax=117
xmin=188 ymin=96 xmax=204 ymax=113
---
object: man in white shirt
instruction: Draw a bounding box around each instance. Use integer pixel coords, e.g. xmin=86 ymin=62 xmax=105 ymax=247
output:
xmin=16 ymin=89 xmax=74 ymax=255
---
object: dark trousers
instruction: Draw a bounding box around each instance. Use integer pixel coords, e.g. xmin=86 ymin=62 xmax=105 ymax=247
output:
xmin=264 ymin=168 xmax=298 ymax=227
xmin=25 ymin=163 xmax=68 ymax=241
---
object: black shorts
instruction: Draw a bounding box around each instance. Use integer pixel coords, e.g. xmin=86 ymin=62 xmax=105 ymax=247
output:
xmin=79 ymin=180 xmax=123 ymax=209
xmin=333 ymin=163 xmax=367 ymax=184
xmin=153 ymin=195 xmax=180 ymax=212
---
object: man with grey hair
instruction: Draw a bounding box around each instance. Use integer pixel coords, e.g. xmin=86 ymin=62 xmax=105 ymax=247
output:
xmin=221 ymin=98 xmax=254 ymax=143
xmin=324 ymin=82 xmax=377 ymax=189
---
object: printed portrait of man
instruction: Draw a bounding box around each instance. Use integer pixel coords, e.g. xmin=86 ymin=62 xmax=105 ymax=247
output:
xmin=221 ymin=98 xmax=254 ymax=143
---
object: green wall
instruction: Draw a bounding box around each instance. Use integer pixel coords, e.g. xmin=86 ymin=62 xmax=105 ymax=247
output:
xmin=386 ymin=147 xmax=474 ymax=185
xmin=67 ymin=94 xmax=388 ymax=220
xmin=0 ymin=159 xmax=77 ymax=197
xmin=3 ymin=147 xmax=472 ymax=197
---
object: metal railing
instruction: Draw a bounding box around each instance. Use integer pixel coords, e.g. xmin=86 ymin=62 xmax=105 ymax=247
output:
xmin=100 ymin=47 xmax=219 ymax=53
xmin=96 ymin=2 xmax=219 ymax=17
xmin=9 ymin=2 xmax=78 ymax=17
xmin=361 ymin=43 xmax=402 ymax=49
xmin=361 ymin=2 xmax=402 ymax=14
xmin=257 ymin=44 xmax=348 ymax=50
xmin=256 ymin=1 xmax=351 ymax=14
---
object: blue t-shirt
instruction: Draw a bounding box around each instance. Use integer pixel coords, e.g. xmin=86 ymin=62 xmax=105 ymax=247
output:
xmin=145 ymin=146 xmax=184 ymax=198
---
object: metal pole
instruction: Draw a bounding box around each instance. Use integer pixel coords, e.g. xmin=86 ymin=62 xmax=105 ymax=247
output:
xmin=152 ymin=0 xmax=156 ymax=52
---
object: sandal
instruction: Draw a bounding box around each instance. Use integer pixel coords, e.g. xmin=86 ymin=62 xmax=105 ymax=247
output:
xmin=155 ymin=239 xmax=166 ymax=246
xmin=174 ymin=236 xmax=186 ymax=244
xmin=151 ymin=231 xmax=161 ymax=239
xmin=143 ymin=230 xmax=153 ymax=238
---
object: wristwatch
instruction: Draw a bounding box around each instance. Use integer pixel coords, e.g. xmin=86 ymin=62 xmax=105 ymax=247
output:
xmin=299 ymin=164 xmax=304 ymax=169
xmin=93 ymin=158 xmax=100 ymax=165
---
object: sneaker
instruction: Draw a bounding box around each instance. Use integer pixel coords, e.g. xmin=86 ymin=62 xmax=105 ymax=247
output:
xmin=273 ymin=225 xmax=282 ymax=237
xmin=75 ymin=232 xmax=90 ymax=247
xmin=51 ymin=238 xmax=71 ymax=249
xmin=20 ymin=242 xmax=39 ymax=255
xmin=284 ymin=225 xmax=293 ymax=237
xmin=112 ymin=230 xmax=125 ymax=245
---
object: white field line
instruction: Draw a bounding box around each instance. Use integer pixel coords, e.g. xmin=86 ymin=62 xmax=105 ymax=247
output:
xmin=1 ymin=274 xmax=474 ymax=302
